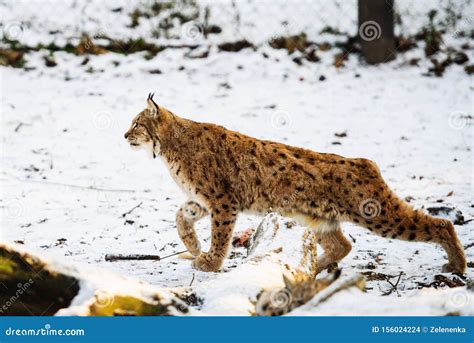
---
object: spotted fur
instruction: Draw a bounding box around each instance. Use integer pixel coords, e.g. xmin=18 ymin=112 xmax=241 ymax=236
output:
xmin=124 ymin=95 xmax=466 ymax=273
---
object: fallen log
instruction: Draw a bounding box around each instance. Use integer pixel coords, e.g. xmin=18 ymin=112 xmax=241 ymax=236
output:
xmin=255 ymin=270 xmax=365 ymax=316
xmin=185 ymin=213 xmax=326 ymax=315
xmin=0 ymin=243 xmax=195 ymax=316
xmin=0 ymin=244 xmax=79 ymax=315
xmin=181 ymin=213 xmax=369 ymax=316
xmin=104 ymin=250 xmax=186 ymax=262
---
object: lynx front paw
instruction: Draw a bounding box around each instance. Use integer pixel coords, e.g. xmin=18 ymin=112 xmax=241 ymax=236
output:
xmin=192 ymin=253 xmax=222 ymax=272
xmin=178 ymin=251 xmax=197 ymax=260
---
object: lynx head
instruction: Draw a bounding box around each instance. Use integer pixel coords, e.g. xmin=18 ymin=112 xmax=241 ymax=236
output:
xmin=124 ymin=93 xmax=160 ymax=158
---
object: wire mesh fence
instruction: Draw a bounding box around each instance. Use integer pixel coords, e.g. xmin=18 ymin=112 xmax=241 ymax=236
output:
xmin=0 ymin=0 xmax=472 ymax=73
xmin=1 ymin=0 xmax=472 ymax=45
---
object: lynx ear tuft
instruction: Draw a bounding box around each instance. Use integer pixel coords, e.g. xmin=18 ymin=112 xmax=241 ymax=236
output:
xmin=146 ymin=92 xmax=159 ymax=117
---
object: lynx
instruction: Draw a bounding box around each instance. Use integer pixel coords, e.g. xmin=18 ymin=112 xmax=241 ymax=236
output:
xmin=124 ymin=94 xmax=466 ymax=274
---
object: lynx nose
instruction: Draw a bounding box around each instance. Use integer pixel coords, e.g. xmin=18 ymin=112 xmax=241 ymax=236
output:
xmin=124 ymin=131 xmax=129 ymax=139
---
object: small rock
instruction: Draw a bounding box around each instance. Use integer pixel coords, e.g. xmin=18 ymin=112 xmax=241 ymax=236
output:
xmin=453 ymin=52 xmax=468 ymax=65
xmin=219 ymin=82 xmax=232 ymax=89
xmin=44 ymin=56 xmax=57 ymax=67
xmin=466 ymin=279 xmax=474 ymax=291
xmin=305 ymin=48 xmax=320 ymax=63
xmin=465 ymin=64 xmax=474 ymax=74
xmin=148 ymin=69 xmax=162 ymax=74
xmin=292 ymin=57 xmax=303 ymax=66
xmin=218 ymin=40 xmax=253 ymax=52
xmin=365 ymin=262 xmax=376 ymax=270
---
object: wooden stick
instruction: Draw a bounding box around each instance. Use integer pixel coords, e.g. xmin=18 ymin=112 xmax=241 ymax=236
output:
xmin=122 ymin=201 xmax=143 ymax=217
xmin=105 ymin=250 xmax=187 ymax=262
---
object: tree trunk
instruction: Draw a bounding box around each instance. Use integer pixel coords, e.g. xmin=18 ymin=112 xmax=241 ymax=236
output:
xmin=358 ymin=0 xmax=396 ymax=64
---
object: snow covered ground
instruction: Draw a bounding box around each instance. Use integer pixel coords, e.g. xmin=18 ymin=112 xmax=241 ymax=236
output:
xmin=1 ymin=0 xmax=473 ymax=315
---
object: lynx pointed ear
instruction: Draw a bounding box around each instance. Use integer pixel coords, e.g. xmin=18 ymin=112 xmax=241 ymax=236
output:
xmin=146 ymin=92 xmax=159 ymax=117
xmin=282 ymin=273 xmax=294 ymax=291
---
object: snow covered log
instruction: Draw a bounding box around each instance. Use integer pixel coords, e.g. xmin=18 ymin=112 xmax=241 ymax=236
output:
xmin=0 ymin=243 xmax=79 ymax=315
xmin=247 ymin=213 xmax=319 ymax=278
xmin=255 ymin=270 xmax=366 ymax=316
xmin=0 ymin=243 xmax=196 ymax=316
xmin=185 ymin=213 xmax=344 ymax=315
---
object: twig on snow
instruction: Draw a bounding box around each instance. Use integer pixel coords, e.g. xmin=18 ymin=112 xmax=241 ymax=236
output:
xmin=14 ymin=122 xmax=24 ymax=132
xmin=382 ymin=271 xmax=404 ymax=296
xmin=105 ymin=250 xmax=187 ymax=262
xmin=122 ymin=202 xmax=143 ymax=217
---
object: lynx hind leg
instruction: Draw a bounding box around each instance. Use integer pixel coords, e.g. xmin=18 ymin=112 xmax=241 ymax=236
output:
xmin=352 ymin=193 xmax=466 ymax=274
xmin=312 ymin=220 xmax=352 ymax=274
xmin=433 ymin=220 xmax=466 ymax=274
xmin=176 ymin=200 xmax=208 ymax=257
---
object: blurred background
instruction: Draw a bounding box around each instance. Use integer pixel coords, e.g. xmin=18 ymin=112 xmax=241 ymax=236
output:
xmin=1 ymin=0 xmax=473 ymax=72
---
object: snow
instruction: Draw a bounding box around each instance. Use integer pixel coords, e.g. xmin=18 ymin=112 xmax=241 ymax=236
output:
xmin=1 ymin=0 xmax=473 ymax=316
xmin=290 ymin=285 xmax=474 ymax=316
